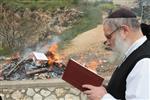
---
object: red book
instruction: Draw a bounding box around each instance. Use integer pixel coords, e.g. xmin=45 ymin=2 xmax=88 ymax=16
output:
xmin=62 ymin=59 xmax=104 ymax=91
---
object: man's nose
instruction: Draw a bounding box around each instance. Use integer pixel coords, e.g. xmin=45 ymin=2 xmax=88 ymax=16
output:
xmin=104 ymin=40 xmax=111 ymax=46
xmin=103 ymin=40 xmax=112 ymax=51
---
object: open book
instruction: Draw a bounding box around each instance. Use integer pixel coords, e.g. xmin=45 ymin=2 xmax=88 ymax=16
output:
xmin=62 ymin=58 xmax=104 ymax=91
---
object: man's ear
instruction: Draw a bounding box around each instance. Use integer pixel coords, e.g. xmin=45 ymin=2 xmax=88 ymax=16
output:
xmin=120 ymin=25 xmax=130 ymax=40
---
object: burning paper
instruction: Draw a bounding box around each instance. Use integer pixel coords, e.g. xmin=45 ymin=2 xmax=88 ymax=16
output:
xmin=32 ymin=52 xmax=48 ymax=66
xmin=32 ymin=52 xmax=48 ymax=61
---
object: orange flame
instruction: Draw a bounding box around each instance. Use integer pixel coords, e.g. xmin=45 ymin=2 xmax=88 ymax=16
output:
xmin=47 ymin=43 xmax=60 ymax=65
xmin=87 ymin=61 xmax=98 ymax=71
xmin=49 ymin=43 xmax=58 ymax=54
xmin=87 ymin=60 xmax=103 ymax=72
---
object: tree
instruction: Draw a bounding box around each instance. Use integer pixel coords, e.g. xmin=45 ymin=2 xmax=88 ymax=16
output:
xmin=0 ymin=4 xmax=51 ymax=53
xmin=136 ymin=0 xmax=150 ymax=23
xmin=0 ymin=4 xmax=24 ymax=51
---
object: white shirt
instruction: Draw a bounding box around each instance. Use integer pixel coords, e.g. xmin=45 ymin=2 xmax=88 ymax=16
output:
xmin=102 ymin=36 xmax=150 ymax=100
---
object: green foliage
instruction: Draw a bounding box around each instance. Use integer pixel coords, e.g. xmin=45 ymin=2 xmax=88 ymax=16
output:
xmin=0 ymin=48 xmax=10 ymax=56
xmin=100 ymin=2 xmax=115 ymax=10
xmin=0 ymin=0 xmax=73 ymax=11
xmin=100 ymin=2 xmax=118 ymax=13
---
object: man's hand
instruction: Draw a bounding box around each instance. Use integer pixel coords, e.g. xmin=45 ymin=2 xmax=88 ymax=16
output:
xmin=82 ymin=84 xmax=107 ymax=100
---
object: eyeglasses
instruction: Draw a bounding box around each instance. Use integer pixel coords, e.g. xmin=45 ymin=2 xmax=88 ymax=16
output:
xmin=105 ymin=27 xmax=122 ymax=40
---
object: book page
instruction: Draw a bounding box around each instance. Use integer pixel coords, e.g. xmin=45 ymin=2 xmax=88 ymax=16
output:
xmin=33 ymin=52 xmax=48 ymax=60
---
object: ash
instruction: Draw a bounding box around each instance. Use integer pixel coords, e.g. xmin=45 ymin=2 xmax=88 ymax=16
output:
xmin=1 ymin=58 xmax=65 ymax=81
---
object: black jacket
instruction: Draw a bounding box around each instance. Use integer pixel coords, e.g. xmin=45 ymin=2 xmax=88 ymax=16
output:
xmin=106 ymin=40 xmax=150 ymax=100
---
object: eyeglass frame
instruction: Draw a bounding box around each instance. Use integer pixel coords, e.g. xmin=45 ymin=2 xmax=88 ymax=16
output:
xmin=105 ymin=26 xmax=122 ymax=40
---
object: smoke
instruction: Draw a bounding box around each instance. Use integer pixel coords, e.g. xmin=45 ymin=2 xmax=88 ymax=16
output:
xmin=22 ymin=35 xmax=61 ymax=57
xmin=37 ymin=35 xmax=61 ymax=52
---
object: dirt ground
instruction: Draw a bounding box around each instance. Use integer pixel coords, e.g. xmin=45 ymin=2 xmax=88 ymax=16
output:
xmin=61 ymin=25 xmax=105 ymax=54
xmin=60 ymin=25 xmax=116 ymax=77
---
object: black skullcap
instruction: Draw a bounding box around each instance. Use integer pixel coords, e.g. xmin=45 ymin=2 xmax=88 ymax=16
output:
xmin=108 ymin=8 xmax=137 ymax=18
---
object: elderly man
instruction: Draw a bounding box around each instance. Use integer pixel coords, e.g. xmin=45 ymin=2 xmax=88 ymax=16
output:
xmin=82 ymin=8 xmax=150 ymax=100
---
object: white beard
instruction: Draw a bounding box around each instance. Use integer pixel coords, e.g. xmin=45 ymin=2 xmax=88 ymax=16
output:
xmin=108 ymin=34 xmax=130 ymax=65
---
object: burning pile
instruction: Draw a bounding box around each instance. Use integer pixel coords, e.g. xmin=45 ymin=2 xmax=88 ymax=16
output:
xmin=0 ymin=44 xmax=65 ymax=80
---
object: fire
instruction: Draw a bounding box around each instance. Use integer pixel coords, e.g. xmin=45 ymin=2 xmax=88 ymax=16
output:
xmin=46 ymin=43 xmax=60 ymax=65
xmin=49 ymin=43 xmax=58 ymax=54
xmin=87 ymin=60 xmax=102 ymax=72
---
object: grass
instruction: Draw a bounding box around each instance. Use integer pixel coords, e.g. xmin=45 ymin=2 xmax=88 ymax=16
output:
xmin=0 ymin=0 xmax=75 ymax=12
xmin=58 ymin=2 xmax=117 ymax=50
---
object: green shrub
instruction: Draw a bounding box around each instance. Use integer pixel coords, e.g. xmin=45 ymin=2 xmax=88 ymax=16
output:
xmin=0 ymin=48 xmax=11 ymax=56
xmin=0 ymin=0 xmax=73 ymax=11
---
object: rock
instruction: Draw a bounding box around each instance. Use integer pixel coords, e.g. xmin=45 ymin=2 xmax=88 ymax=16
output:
xmin=8 ymin=89 xmax=15 ymax=93
xmin=59 ymin=98 xmax=65 ymax=100
xmin=65 ymin=94 xmax=80 ymax=100
xmin=80 ymin=92 xmax=87 ymax=100
xmin=21 ymin=89 xmax=26 ymax=93
xmin=69 ymin=88 xmax=80 ymax=95
xmin=6 ymin=94 xmax=10 ymax=98
xmin=55 ymin=88 xmax=66 ymax=97
xmin=0 ymin=94 xmax=4 ymax=100
xmin=26 ymin=88 xmax=35 ymax=96
xmin=34 ymin=88 xmax=41 ymax=92
xmin=40 ymin=89 xmax=51 ymax=97
xmin=65 ymin=87 xmax=70 ymax=90
xmin=11 ymin=90 xmax=23 ymax=100
xmin=33 ymin=94 xmax=42 ymax=100
xmin=44 ymin=95 xmax=57 ymax=100
xmin=48 ymin=87 xmax=55 ymax=91
xmin=2 ymin=89 xmax=8 ymax=93
xmin=23 ymin=96 xmax=32 ymax=100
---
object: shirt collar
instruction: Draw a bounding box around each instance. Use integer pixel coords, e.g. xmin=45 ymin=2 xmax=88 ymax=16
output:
xmin=125 ymin=36 xmax=147 ymax=57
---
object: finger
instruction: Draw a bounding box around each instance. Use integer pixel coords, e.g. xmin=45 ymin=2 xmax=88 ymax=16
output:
xmin=82 ymin=84 xmax=94 ymax=89
xmin=83 ymin=90 xmax=92 ymax=95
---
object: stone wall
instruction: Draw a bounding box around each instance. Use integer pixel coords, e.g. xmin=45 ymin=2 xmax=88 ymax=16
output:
xmin=0 ymin=79 xmax=87 ymax=100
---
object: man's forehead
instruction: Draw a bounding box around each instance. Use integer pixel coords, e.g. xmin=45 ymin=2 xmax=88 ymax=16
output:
xmin=103 ymin=24 xmax=113 ymax=33
xmin=103 ymin=18 xmax=139 ymax=27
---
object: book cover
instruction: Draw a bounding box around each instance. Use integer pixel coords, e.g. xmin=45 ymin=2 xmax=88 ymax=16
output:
xmin=62 ymin=58 xmax=104 ymax=91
